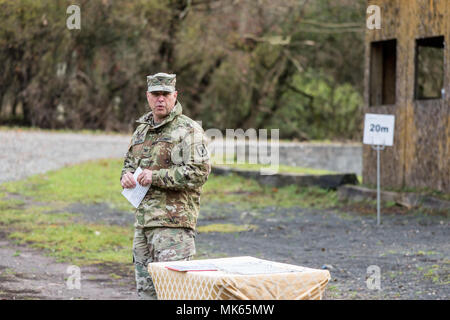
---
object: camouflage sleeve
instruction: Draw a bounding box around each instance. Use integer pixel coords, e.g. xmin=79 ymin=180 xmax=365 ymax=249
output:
xmin=120 ymin=142 xmax=138 ymax=182
xmin=151 ymin=130 xmax=211 ymax=190
xmin=121 ymin=124 xmax=150 ymax=181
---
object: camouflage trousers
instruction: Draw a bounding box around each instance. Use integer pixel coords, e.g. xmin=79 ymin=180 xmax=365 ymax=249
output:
xmin=132 ymin=227 xmax=196 ymax=300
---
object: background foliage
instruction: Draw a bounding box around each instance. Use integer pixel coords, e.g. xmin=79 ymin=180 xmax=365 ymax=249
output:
xmin=0 ymin=0 xmax=366 ymax=140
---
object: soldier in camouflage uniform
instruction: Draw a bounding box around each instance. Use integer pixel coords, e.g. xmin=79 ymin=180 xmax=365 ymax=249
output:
xmin=120 ymin=73 xmax=211 ymax=300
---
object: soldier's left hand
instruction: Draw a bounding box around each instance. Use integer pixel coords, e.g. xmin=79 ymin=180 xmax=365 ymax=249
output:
xmin=137 ymin=169 xmax=153 ymax=186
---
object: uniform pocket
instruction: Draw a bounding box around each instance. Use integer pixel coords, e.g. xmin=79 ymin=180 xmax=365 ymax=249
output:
xmin=152 ymin=228 xmax=196 ymax=262
xmin=141 ymin=146 xmax=151 ymax=157
xmin=152 ymin=140 xmax=174 ymax=169
xmin=131 ymin=143 xmax=144 ymax=156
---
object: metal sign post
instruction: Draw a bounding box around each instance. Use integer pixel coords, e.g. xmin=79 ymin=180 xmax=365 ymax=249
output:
xmin=371 ymin=143 xmax=385 ymax=225
xmin=363 ymin=113 xmax=395 ymax=226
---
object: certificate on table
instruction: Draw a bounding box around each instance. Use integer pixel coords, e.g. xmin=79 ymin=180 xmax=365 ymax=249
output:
xmin=165 ymin=263 xmax=218 ymax=272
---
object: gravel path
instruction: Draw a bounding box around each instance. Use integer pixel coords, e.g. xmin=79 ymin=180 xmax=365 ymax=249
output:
xmin=0 ymin=130 xmax=130 ymax=184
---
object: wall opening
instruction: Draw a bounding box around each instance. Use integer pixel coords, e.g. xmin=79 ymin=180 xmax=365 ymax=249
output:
xmin=369 ymin=39 xmax=397 ymax=106
xmin=415 ymin=36 xmax=445 ymax=100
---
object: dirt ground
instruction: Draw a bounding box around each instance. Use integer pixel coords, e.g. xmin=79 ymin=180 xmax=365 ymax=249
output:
xmin=0 ymin=237 xmax=137 ymax=300
xmin=1 ymin=198 xmax=448 ymax=300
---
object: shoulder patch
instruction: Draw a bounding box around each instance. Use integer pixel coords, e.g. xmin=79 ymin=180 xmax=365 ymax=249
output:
xmin=195 ymin=144 xmax=208 ymax=157
xmin=193 ymin=143 xmax=209 ymax=163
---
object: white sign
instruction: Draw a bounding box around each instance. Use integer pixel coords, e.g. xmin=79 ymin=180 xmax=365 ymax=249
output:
xmin=363 ymin=113 xmax=395 ymax=146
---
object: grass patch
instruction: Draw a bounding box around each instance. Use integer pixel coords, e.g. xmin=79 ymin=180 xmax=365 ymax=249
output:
xmin=0 ymin=159 xmax=339 ymax=212
xmin=0 ymin=158 xmax=339 ymax=211
xmin=0 ymin=202 xmax=70 ymax=226
xmin=422 ymin=264 xmax=450 ymax=285
xmin=0 ymin=158 xmax=340 ymax=266
xmin=9 ymin=223 xmax=133 ymax=266
xmin=212 ymin=162 xmax=336 ymax=175
xmin=0 ymin=199 xmax=133 ymax=266
xmin=1 ymin=159 xmax=132 ymax=211
xmin=203 ymin=173 xmax=339 ymax=209
xmin=197 ymin=223 xmax=258 ymax=233
xmin=416 ymin=250 xmax=440 ymax=256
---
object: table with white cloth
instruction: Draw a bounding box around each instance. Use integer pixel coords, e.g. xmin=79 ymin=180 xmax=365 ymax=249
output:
xmin=148 ymin=256 xmax=331 ymax=300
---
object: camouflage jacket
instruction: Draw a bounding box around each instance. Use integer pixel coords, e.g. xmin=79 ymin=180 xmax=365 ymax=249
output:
xmin=121 ymin=101 xmax=211 ymax=230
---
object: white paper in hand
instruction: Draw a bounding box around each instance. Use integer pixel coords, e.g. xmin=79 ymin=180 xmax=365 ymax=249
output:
xmin=121 ymin=167 xmax=150 ymax=208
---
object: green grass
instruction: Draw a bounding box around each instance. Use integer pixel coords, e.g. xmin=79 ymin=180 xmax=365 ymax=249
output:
xmin=422 ymin=264 xmax=450 ymax=285
xmin=212 ymin=162 xmax=336 ymax=175
xmin=416 ymin=250 xmax=441 ymax=256
xmin=0 ymin=158 xmax=340 ymax=266
xmin=209 ymin=158 xmax=356 ymax=209
xmin=197 ymin=223 xmax=258 ymax=233
xmin=1 ymin=159 xmax=339 ymax=211
xmin=9 ymin=223 xmax=133 ymax=265
xmin=0 ymin=198 xmax=133 ymax=266
xmin=203 ymin=173 xmax=339 ymax=209
xmin=1 ymin=159 xmax=133 ymax=211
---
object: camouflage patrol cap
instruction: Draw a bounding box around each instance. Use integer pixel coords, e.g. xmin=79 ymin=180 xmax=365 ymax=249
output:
xmin=147 ymin=72 xmax=176 ymax=93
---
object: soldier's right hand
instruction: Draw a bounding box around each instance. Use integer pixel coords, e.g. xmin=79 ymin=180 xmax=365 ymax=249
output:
xmin=121 ymin=172 xmax=136 ymax=189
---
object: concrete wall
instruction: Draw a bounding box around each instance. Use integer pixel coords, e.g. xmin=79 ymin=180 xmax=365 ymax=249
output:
xmin=208 ymin=140 xmax=363 ymax=176
xmin=276 ymin=143 xmax=362 ymax=175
